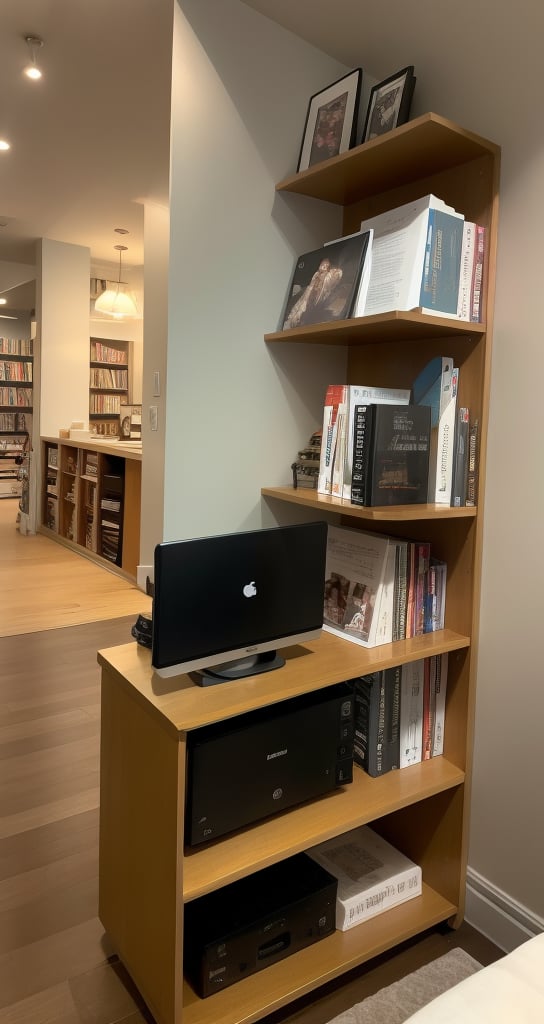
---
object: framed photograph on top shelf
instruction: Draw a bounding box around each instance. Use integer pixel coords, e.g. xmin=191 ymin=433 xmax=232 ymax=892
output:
xmin=280 ymin=232 xmax=371 ymax=330
xmin=297 ymin=68 xmax=362 ymax=172
xmin=362 ymin=66 xmax=415 ymax=142
xmin=119 ymin=404 xmax=142 ymax=440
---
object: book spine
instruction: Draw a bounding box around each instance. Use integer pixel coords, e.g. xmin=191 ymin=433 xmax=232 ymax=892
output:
xmin=353 ymin=674 xmax=385 ymax=777
xmin=434 ymin=366 xmax=458 ymax=504
xmin=383 ymin=665 xmax=401 ymax=772
xmin=350 ymin=404 xmax=374 ymax=506
xmin=400 ymin=659 xmax=424 ymax=768
xmin=422 ymin=657 xmax=433 ymax=761
xmin=340 ymin=865 xmax=422 ymax=930
xmin=450 ymin=405 xmax=470 ymax=507
xmin=330 ymin=391 xmax=348 ymax=497
xmin=432 ymin=653 xmax=449 ymax=756
xmin=465 ymin=418 xmax=480 ymax=506
xmin=413 ymin=542 xmax=430 ymax=637
xmin=470 ymin=225 xmax=486 ymax=322
xmin=456 ymin=221 xmax=476 ymax=320
xmin=318 ymin=385 xmax=345 ymax=495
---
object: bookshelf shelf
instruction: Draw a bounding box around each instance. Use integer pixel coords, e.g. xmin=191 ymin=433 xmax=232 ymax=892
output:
xmin=89 ymin=337 xmax=132 ymax=437
xmin=97 ymin=111 xmax=499 ymax=1024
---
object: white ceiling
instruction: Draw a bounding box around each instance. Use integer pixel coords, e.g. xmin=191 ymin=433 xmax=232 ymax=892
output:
xmin=0 ymin=0 xmax=174 ymax=304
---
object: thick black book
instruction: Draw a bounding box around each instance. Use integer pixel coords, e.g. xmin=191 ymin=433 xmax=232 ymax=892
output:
xmin=350 ymin=403 xmax=431 ymax=506
xmin=353 ymin=668 xmax=400 ymax=777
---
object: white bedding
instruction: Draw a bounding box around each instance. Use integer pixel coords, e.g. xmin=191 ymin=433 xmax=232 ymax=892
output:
xmin=403 ymin=932 xmax=544 ymax=1023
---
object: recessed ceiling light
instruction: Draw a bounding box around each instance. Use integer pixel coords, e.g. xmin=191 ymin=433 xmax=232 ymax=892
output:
xmin=0 ymin=140 xmax=11 ymax=151
xmin=0 ymin=298 xmax=7 ymax=305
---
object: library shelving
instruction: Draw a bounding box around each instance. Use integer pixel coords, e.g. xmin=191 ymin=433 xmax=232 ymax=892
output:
xmin=89 ymin=336 xmax=132 ymax=437
xmin=40 ymin=436 xmax=141 ymax=578
xmin=0 ymin=337 xmax=33 ymax=499
xmin=97 ymin=112 xmax=499 ymax=1024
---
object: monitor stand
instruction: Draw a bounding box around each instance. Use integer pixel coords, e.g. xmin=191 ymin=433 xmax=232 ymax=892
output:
xmin=190 ymin=650 xmax=285 ymax=687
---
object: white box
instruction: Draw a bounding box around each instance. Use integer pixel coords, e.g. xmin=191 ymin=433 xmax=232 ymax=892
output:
xmin=307 ymin=825 xmax=422 ymax=931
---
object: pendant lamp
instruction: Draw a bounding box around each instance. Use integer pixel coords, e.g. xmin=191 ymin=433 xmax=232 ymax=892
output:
xmin=94 ymin=244 xmax=139 ymax=319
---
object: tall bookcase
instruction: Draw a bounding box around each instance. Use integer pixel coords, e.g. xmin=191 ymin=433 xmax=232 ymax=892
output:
xmin=89 ymin=337 xmax=131 ymax=437
xmin=0 ymin=337 xmax=33 ymax=499
xmin=97 ymin=113 xmax=499 ymax=1024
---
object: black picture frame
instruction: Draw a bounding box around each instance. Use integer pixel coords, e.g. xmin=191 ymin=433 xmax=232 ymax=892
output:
xmin=297 ymin=68 xmax=362 ymax=172
xmin=362 ymin=66 xmax=416 ymax=143
xmin=280 ymin=232 xmax=371 ymax=331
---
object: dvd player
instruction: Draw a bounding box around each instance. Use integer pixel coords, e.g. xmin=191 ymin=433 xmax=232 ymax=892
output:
xmin=184 ymin=852 xmax=337 ymax=997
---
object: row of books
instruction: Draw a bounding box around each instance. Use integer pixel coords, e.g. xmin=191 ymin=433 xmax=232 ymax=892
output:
xmin=323 ymin=525 xmax=446 ymax=649
xmin=279 ymin=193 xmax=485 ymax=330
xmin=90 ymin=341 xmax=127 ymax=364
xmin=353 ymin=654 xmax=448 ymax=779
xmin=0 ymin=337 xmax=33 ymax=355
xmin=0 ymin=411 xmax=29 ymax=431
xmin=0 ymin=387 xmax=33 ymax=407
xmin=89 ymin=367 xmax=129 ymax=389
xmin=318 ymin=357 xmax=479 ymax=509
xmin=0 ymin=361 xmax=33 ymax=382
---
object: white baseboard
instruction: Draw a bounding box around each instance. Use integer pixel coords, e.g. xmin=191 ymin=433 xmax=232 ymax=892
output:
xmin=465 ymin=867 xmax=544 ymax=952
xmin=136 ymin=564 xmax=153 ymax=593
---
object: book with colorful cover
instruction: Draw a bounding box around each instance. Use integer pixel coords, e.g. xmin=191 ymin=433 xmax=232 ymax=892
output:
xmin=323 ymin=524 xmax=396 ymax=649
xmin=318 ymin=384 xmax=346 ymax=495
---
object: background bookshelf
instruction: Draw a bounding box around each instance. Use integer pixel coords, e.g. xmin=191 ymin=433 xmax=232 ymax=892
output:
xmin=0 ymin=338 xmax=33 ymax=501
xmin=40 ymin=437 xmax=141 ymax=579
xmin=89 ymin=337 xmax=132 ymax=437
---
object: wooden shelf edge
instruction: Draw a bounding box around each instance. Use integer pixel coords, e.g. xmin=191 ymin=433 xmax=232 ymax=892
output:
xmin=183 ymin=759 xmax=465 ymax=901
xmin=262 ymin=486 xmax=477 ymax=521
xmin=264 ymin=310 xmax=485 ymax=346
xmin=182 ymin=884 xmax=457 ymax=1024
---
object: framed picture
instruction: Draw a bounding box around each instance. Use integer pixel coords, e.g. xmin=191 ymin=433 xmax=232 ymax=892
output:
xmin=119 ymin=404 xmax=142 ymax=440
xmin=280 ymin=231 xmax=371 ymax=331
xmin=362 ymin=66 xmax=415 ymax=143
xmin=297 ymin=68 xmax=362 ymax=172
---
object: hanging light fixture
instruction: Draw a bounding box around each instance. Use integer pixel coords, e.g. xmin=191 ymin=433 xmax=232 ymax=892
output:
xmin=94 ymin=244 xmax=139 ymax=318
xmin=24 ymin=36 xmax=44 ymax=80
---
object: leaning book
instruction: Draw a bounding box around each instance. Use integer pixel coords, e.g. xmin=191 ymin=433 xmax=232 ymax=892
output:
xmin=307 ymin=825 xmax=422 ymax=931
xmin=323 ymin=524 xmax=397 ymax=649
xmin=280 ymin=231 xmax=371 ymax=330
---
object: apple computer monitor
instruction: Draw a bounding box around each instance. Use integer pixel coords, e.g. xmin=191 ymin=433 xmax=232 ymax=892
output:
xmin=151 ymin=520 xmax=328 ymax=685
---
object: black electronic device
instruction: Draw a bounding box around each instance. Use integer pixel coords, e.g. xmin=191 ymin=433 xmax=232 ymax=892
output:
xmin=184 ymin=852 xmax=337 ymax=998
xmin=185 ymin=681 xmax=354 ymax=846
xmin=151 ymin=520 xmax=328 ymax=683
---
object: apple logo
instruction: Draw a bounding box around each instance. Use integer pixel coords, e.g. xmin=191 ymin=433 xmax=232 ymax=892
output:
xmin=242 ymin=581 xmax=257 ymax=598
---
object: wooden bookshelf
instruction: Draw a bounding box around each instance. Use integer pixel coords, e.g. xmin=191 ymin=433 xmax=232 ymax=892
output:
xmin=97 ymin=112 xmax=499 ymax=1024
xmin=89 ymin=337 xmax=132 ymax=437
xmin=40 ymin=436 xmax=142 ymax=578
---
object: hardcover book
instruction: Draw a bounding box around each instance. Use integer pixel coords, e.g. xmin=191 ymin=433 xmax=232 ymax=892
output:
xmin=307 ymin=825 xmax=422 ymax=931
xmin=341 ymin=384 xmax=411 ymax=501
xmin=318 ymin=384 xmax=346 ymax=495
xmin=353 ymin=666 xmax=401 ymax=777
xmin=323 ymin=524 xmax=397 ymax=649
xmin=280 ymin=232 xmax=371 ymax=330
xmin=399 ymin=659 xmax=425 ymax=767
xmin=411 ymin=356 xmax=455 ymax=503
xmin=350 ymin=403 xmax=431 ymax=506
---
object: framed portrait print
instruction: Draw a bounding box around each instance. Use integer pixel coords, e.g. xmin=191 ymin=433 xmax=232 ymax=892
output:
xmin=297 ymin=68 xmax=362 ymax=172
xmin=362 ymin=66 xmax=416 ymax=143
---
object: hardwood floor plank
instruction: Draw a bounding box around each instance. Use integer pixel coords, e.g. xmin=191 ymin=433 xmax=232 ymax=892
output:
xmin=0 ymin=918 xmax=113 ymax=1010
xmin=0 ymin=810 xmax=98 ymax=883
xmin=0 ymin=686 xmax=98 ymax=725
xmin=0 ymin=788 xmax=100 ymax=840
xmin=68 ymin=961 xmax=144 ymax=1024
xmin=0 ymin=981 xmax=81 ymax=1024
xmin=0 ymin=872 xmax=98 ymax=956
xmin=0 ymin=846 xmax=97 ymax=914
xmin=2 ymin=736 xmax=99 ymax=786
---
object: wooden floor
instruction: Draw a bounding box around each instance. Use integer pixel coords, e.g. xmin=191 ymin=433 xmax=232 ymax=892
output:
xmin=0 ymin=498 xmax=503 ymax=1024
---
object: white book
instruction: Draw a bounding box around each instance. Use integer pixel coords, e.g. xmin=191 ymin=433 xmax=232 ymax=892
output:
xmin=317 ymin=384 xmax=346 ymax=495
xmin=434 ymin=366 xmax=458 ymax=504
xmin=359 ymin=194 xmax=461 ymax=317
xmin=342 ymin=384 xmax=411 ymax=500
xmin=400 ymin=659 xmax=425 ymax=767
xmin=432 ymin=653 xmax=449 ymax=756
xmin=323 ymin=525 xmax=395 ymax=649
xmin=457 ymin=220 xmax=476 ymax=320
xmin=307 ymin=825 xmax=422 ymax=931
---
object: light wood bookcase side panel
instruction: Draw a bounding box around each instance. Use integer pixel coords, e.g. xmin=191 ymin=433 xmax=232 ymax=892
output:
xmin=99 ymin=667 xmax=185 ymax=1024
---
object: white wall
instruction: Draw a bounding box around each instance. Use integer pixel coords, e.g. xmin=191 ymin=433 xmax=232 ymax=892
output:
xmin=165 ymin=0 xmax=348 ymax=542
xmin=37 ymin=239 xmax=91 ymax=437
